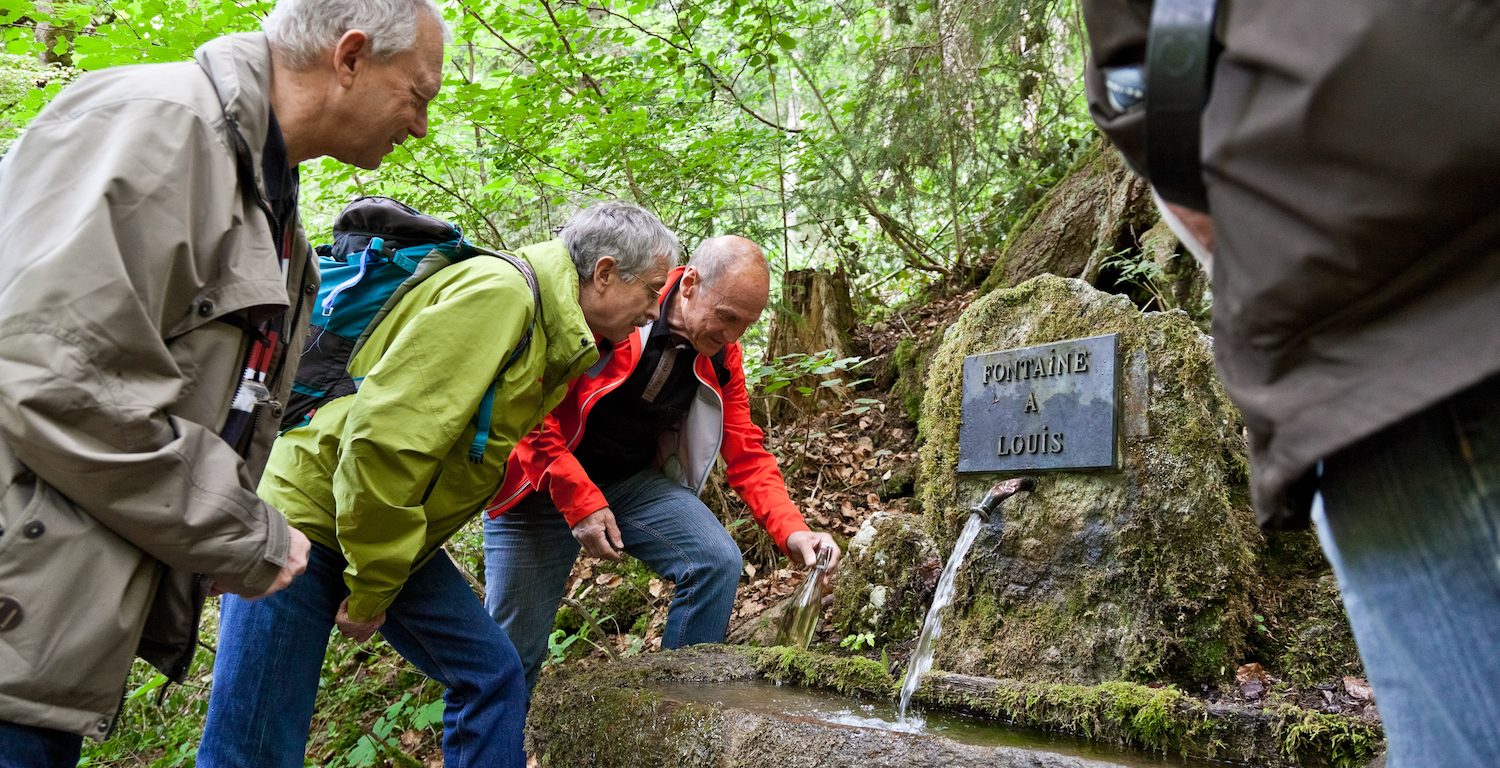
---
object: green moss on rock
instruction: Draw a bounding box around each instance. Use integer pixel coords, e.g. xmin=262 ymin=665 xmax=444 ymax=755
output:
xmin=830 ymin=511 xmax=939 ymax=645
xmin=911 ymin=275 xmax=1354 ymax=693
xmin=743 ymin=646 xmax=896 ymax=697
xmin=529 ymin=647 xmax=1382 ymax=768
xmin=1275 ymin=704 xmax=1384 ymax=768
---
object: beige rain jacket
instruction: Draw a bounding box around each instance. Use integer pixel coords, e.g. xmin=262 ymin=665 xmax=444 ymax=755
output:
xmin=0 ymin=32 xmax=312 ymax=738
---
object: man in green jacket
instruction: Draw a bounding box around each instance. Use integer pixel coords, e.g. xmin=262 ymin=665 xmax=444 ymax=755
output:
xmin=198 ymin=199 xmax=676 ymax=768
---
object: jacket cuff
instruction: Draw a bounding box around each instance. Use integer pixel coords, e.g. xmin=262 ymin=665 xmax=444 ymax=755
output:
xmin=562 ymin=496 xmax=610 ymax=528
xmin=345 ymin=591 xmax=391 ymax=624
xmin=230 ymin=502 xmax=290 ymax=596
xmin=766 ymin=507 xmax=811 ymax=554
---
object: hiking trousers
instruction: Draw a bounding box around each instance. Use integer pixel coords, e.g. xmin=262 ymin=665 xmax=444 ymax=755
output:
xmin=198 ymin=542 xmax=527 ymax=768
xmin=483 ymin=467 xmax=743 ymax=690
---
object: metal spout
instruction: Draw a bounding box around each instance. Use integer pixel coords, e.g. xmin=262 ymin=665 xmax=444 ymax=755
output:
xmin=970 ymin=477 xmax=1036 ymax=522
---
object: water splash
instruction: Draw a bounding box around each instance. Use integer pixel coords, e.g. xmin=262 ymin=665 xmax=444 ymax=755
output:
xmin=898 ymin=511 xmax=986 ymax=719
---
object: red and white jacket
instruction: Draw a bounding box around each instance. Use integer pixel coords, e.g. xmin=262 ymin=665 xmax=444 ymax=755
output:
xmin=486 ymin=267 xmax=810 ymax=550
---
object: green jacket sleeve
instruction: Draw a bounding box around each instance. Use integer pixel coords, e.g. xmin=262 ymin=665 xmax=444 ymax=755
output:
xmin=333 ymin=262 xmax=534 ymax=621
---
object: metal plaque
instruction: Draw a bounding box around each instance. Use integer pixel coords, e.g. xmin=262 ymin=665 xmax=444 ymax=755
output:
xmin=958 ymin=333 xmax=1119 ymax=473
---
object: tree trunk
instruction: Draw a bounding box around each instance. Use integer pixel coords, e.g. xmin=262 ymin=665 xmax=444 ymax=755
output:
xmin=754 ymin=267 xmax=858 ymax=424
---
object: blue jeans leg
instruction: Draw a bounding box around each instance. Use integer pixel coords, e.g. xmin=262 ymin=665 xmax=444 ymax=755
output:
xmin=202 ymin=543 xmax=527 ymax=768
xmin=484 ymin=469 xmax=744 ymax=691
xmin=1316 ymin=376 xmax=1500 ymax=768
xmin=198 ymin=543 xmax=342 ymax=768
xmin=0 ymin=719 xmax=82 ymax=768
xmin=607 ymin=469 xmax=743 ymax=650
xmin=483 ymin=495 xmax=580 ymax=692
xmin=380 ymin=550 xmax=527 ymax=768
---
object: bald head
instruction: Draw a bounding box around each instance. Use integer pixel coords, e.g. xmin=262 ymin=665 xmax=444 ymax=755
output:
xmin=688 ymin=235 xmax=770 ymax=291
xmin=671 ymin=235 xmax=771 ymax=356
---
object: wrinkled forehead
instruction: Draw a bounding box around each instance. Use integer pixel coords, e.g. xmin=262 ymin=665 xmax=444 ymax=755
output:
xmin=706 ymin=273 xmax=769 ymax=320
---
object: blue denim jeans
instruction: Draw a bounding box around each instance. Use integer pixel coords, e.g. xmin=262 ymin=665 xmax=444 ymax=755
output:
xmin=198 ymin=542 xmax=526 ymax=768
xmin=0 ymin=719 xmax=81 ymax=768
xmin=483 ymin=468 xmax=743 ymax=690
xmin=1315 ymin=374 xmax=1500 ymax=768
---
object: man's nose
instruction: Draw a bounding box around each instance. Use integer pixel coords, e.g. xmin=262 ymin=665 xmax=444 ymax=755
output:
xmin=643 ymin=302 xmax=661 ymax=323
xmin=411 ymin=108 xmax=430 ymax=140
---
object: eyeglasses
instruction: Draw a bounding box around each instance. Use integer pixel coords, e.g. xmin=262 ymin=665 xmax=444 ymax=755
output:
xmin=621 ymin=271 xmax=664 ymax=302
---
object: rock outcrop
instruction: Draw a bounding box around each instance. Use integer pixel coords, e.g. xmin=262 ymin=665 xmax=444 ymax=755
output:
xmin=843 ymin=276 xmax=1358 ymax=688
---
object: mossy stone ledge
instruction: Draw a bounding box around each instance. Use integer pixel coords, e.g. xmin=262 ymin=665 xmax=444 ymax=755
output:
xmin=526 ymin=646 xmax=1382 ymax=768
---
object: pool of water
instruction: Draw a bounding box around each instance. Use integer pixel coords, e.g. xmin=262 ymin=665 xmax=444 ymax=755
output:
xmin=649 ymin=681 xmax=1235 ymax=768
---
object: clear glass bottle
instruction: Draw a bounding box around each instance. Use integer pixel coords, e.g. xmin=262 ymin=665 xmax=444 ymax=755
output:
xmin=774 ymin=545 xmax=832 ymax=650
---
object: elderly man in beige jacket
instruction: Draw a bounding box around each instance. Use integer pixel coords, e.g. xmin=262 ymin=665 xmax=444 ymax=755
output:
xmin=0 ymin=0 xmax=448 ymax=763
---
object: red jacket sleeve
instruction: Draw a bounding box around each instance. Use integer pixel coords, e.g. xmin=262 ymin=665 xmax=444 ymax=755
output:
xmin=512 ymin=407 xmax=610 ymax=528
xmin=717 ymin=344 xmax=810 ymax=551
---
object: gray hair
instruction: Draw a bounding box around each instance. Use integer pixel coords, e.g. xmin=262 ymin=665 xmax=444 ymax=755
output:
xmin=561 ymin=200 xmax=681 ymax=280
xmin=263 ymin=0 xmax=452 ymax=70
xmin=687 ymin=235 xmax=769 ymax=287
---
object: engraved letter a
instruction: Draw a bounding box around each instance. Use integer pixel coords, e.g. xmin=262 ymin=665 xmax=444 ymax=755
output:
xmin=1024 ymin=392 xmax=1039 ymax=413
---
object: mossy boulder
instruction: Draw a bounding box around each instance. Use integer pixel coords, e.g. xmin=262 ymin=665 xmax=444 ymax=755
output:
xmin=978 ymin=143 xmax=1156 ymax=295
xmin=912 ymin=275 xmax=1353 ymax=687
xmin=831 ymin=511 xmax=940 ymax=644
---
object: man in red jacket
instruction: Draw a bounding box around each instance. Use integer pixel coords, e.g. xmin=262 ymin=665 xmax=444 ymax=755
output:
xmin=482 ymin=235 xmax=840 ymax=689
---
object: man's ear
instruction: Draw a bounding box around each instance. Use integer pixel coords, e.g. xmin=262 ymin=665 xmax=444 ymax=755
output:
xmin=332 ymin=30 xmax=371 ymax=87
xmin=591 ymin=256 xmax=619 ymax=291
xmin=677 ymin=266 xmax=698 ymax=298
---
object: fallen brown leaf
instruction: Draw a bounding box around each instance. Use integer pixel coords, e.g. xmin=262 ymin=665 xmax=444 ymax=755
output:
xmin=1235 ymin=663 xmax=1268 ymax=685
xmin=1343 ymin=676 xmax=1374 ymax=701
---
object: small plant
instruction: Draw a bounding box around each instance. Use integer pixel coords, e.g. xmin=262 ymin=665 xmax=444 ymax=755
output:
xmin=749 ymin=349 xmax=872 ymax=396
xmin=326 ymin=692 xmax=442 ymax=768
xmin=840 ymin=632 xmax=876 ymax=651
xmin=1099 ymin=245 xmax=1169 ymax=311
xmin=842 ymin=397 xmax=882 ymax=416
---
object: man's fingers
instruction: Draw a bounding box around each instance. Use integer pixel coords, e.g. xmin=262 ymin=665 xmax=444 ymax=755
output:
xmin=574 ymin=508 xmax=624 ymax=561
xmin=606 ymin=516 xmax=624 ymax=551
xmin=581 ymin=526 xmax=621 ymax=561
xmin=285 ymin=528 xmax=311 ymax=576
xmin=823 ymin=540 xmax=843 ymax=573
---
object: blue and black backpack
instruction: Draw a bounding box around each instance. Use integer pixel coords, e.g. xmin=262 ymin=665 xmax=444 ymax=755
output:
xmin=281 ymin=196 xmax=540 ymax=464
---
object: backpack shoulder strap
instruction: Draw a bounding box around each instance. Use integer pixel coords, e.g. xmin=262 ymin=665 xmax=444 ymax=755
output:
xmin=466 ymin=247 xmax=544 ymax=463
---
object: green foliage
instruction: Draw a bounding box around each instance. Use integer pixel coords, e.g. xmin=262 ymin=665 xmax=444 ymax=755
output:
xmin=749 ymin=349 xmax=868 ymax=396
xmin=838 ymin=631 xmax=874 ymax=651
xmin=1098 ymin=244 xmax=1169 ymax=311
xmin=0 ymin=51 xmax=75 ymax=153
xmin=80 ymin=603 xmax=449 ymax=767
xmin=326 ymin=693 xmax=435 ymax=768
xmin=548 ymin=625 xmax=595 ymax=667
xmin=1 ymin=0 xmax=1096 ymax=303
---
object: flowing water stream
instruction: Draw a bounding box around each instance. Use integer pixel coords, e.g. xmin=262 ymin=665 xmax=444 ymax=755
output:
xmin=898 ymin=511 xmax=987 ymax=719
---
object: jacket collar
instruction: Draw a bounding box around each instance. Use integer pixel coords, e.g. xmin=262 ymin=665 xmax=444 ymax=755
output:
xmin=521 ymin=239 xmax=600 ymax=387
xmin=195 ymin=33 xmax=275 ymax=192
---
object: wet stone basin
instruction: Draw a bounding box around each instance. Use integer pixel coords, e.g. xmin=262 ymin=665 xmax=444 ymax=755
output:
xmin=649 ymin=681 xmax=1223 ymax=768
xmin=525 ymin=647 xmax=1232 ymax=768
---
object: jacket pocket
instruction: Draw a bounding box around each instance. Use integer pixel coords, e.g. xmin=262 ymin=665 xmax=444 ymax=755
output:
xmin=0 ymin=476 xmax=157 ymax=713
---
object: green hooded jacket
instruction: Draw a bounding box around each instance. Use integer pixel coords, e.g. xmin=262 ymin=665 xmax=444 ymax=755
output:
xmin=259 ymin=240 xmax=597 ymax=621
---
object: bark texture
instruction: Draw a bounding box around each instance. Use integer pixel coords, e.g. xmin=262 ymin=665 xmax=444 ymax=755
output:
xmin=756 ymin=266 xmax=859 ymax=422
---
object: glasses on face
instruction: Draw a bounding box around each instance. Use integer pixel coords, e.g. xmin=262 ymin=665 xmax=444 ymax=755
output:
xmin=621 ymin=271 xmax=664 ymax=302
